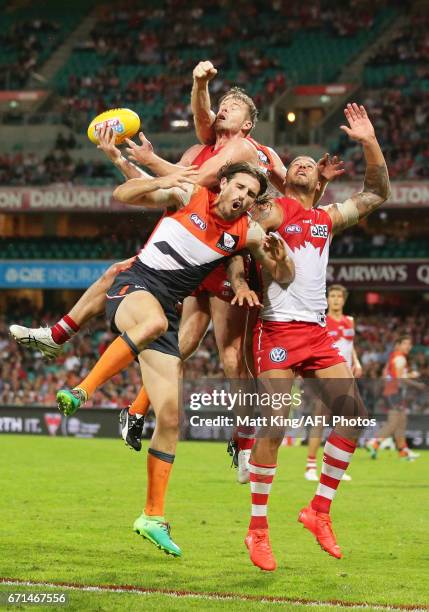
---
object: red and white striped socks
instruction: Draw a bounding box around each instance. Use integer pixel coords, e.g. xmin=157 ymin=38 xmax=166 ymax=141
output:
xmin=306 ymin=454 xmax=317 ymax=472
xmin=311 ymin=433 xmax=356 ymax=514
xmin=249 ymin=461 xmax=276 ymax=530
xmin=237 ymin=425 xmax=255 ymax=451
xmin=50 ymin=315 xmax=80 ymax=345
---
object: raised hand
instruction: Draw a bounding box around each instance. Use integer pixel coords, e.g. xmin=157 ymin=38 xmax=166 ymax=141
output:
xmin=263 ymin=233 xmax=286 ymax=262
xmin=317 ymin=153 xmax=345 ymax=182
xmin=193 ymin=61 xmax=218 ymax=84
xmin=156 ymin=166 xmax=199 ymax=191
xmin=340 ymin=103 xmax=375 ymax=144
xmin=97 ymin=125 xmax=122 ymax=163
xmin=125 ymin=132 xmax=154 ymax=165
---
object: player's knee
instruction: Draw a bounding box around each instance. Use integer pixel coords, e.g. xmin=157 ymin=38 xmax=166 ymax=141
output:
xmin=221 ymin=346 xmax=243 ymax=378
xmin=157 ymin=405 xmax=180 ymax=433
xmin=130 ymin=315 xmax=168 ymax=349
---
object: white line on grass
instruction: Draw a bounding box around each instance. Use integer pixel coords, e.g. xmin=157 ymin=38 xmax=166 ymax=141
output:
xmin=0 ymin=579 xmax=427 ymax=611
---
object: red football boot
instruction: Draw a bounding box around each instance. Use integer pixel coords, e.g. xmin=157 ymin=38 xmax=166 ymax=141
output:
xmin=298 ymin=505 xmax=342 ymax=559
xmin=245 ymin=529 xmax=277 ymax=571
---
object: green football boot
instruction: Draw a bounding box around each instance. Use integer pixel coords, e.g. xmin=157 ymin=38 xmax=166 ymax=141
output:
xmin=133 ymin=513 xmax=182 ymax=557
xmin=56 ymin=388 xmax=87 ymax=416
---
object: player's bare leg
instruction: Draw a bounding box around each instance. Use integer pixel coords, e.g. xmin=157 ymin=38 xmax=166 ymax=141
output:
xmin=245 ymin=368 xmax=294 ymax=571
xmin=133 ymin=349 xmax=183 ymax=556
xmin=210 ymin=296 xmax=256 ymax=482
xmin=299 ymin=362 xmax=363 ymax=559
xmin=179 ymin=294 xmax=211 ymax=360
xmin=9 ymin=257 xmax=135 ymax=359
xmin=57 ymin=290 xmax=168 ymax=416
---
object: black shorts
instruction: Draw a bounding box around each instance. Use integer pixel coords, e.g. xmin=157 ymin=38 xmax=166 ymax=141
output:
xmin=105 ymin=258 xmax=181 ymax=358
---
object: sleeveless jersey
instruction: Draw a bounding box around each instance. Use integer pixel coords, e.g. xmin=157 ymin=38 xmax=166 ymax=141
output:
xmin=326 ymin=314 xmax=354 ymax=367
xmin=138 ymin=186 xmax=248 ymax=302
xmin=261 ymin=196 xmax=332 ymax=325
xmin=383 ymin=349 xmax=408 ymax=396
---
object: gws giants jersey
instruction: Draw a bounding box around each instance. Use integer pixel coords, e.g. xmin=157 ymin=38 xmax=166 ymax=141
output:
xmin=261 ymin=197 xmax=332 ymax=325
xmin=138 ymin=186 xmax=248 ymax=302
xmin=326 ymin=315 xmax=355 ymax=367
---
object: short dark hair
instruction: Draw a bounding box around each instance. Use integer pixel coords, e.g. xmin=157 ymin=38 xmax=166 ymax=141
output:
xmin=327 ymin=284 xmax=348 ymax=300
xmin=219 ymin=87 xmax=258 ymax=133
xmin=397 ymin=334 xmax=412 ymax=345
xmin=217 ymin=162 xmax=268 ymax=197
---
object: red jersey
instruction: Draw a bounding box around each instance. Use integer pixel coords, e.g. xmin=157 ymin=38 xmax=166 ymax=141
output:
xmin=383 ymin=349 xmax=408 ymax=396
xmin=326 ymin=314 xmax=354 ymax=367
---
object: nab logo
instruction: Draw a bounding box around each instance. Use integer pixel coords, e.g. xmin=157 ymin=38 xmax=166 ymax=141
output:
xmin=190 ymin=213 xmax=207 ymax=230
xmin=285 ymin=224 xmax=302 ymax=234
xmin=216 ymin=231 xmax=239 ymax=253
xmin=269 ymin=347 xmax=287 ymax=363
xmin=311 ymin=224 xmax=328 ymax=239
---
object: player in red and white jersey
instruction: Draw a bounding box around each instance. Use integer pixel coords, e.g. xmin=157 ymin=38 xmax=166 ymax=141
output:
xmin=366 ymin=335 xmax=423 ymax=461
xmin=56 ymin=162 xmax=294 ymax=558
xmin=228 ymin=104 xmax=391 ymax=571
xmin=304 ymin=284 xmax=362 ymax=482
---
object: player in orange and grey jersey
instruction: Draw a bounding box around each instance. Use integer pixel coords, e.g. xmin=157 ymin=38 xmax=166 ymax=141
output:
xmin=366 ymin=335 xmax=424 ymax=461
xmin=304 ymin=284 xmax=362 ymax=482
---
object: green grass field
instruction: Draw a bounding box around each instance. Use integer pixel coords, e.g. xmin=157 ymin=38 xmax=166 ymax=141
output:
xmin=0 ymin=436 xmax=428 ymax=611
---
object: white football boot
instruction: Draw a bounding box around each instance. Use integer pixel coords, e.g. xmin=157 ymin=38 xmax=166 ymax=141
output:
xmin=9 ymin=324 xmax=63 ymax=359
xmin=237 ymin=449 xmax=251 ymax=484
xmin=304 ymin=468 xmax=318 ymax=481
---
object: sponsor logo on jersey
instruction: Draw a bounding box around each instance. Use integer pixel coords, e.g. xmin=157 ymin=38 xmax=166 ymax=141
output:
xmin=216 ymin=232 xmax=239 ymax=253
xmin=311 ymin=224 xmax=328 ymax=239
xmin=302 ymin=219 xmax=312 ymax=224
xmin=269 ymin=347 xmax=287 ymax=363
xmin=190 ymin=213 xmax=207 ymax=230
xmin=285 ymin=224 xmax=302 ymax=234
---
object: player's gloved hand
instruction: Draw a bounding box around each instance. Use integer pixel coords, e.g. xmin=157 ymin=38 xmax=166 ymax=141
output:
xmin=97 ymin=125 xmax=122 ymax=163
xmin=231 ymin=286 xmax=261 ymax=308
xmin=193 ymin=61 xmax=218 ymax=84
xmin=317 ymin=153 xmax=345 ymax=182
xmin=125 ymin=132 xmax=155 ymax=165
xmin=155 ymin=166 xmax=199 ymax=191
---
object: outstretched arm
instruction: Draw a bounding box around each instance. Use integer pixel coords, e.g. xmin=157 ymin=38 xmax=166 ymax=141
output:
xmin=97 ymin=125 xmax=145 ymax=179
xmin=246 ymin=221 xmax=294 ymax=284
xmin=326 ymin=104 xmax=390 ymax=234
xmin=112 ymin=166 xmax=198 ymax=208
xmin=226 ymin=255 xmax=261 ymax=307
xmin=126 ymin=132 xmax=258 ymax=190
xmin=191 ymin=61 xmax=217 ymax=145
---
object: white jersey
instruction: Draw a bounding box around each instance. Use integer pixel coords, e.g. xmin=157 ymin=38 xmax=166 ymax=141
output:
xmin=261 ymin=197 xmax=332 ymax=326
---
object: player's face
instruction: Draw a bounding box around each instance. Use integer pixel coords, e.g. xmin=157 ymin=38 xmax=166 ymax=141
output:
xmin=286 ymin=157 xmax=319 ymax=193
xmin=328 ymin=290 xmax=345 ymax=312
xmin=218 ymin=172 xmax=260 ymax=220
xmin=399 ymin=339 xmax=412 ymax=355
xmin=215 ymin=97 xmax=253 ymax=135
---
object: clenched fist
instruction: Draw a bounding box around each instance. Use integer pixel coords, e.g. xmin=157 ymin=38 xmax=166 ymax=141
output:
xmin=193 ymin=61 xmax=218 ymax=84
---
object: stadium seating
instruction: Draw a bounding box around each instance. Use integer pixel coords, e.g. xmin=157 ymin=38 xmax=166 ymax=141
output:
xmin=53 ymin=1 xmax=399 ymax=130
xmin=0 ymin=0 xmax=93 ymax=89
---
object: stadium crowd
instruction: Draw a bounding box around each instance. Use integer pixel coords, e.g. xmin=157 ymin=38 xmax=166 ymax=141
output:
xmin=337 ymin=16 xmax=429 ymax=179
xmin=1 ymin=300 xmax=428 ymax=411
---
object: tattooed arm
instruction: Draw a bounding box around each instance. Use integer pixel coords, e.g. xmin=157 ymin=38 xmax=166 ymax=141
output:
xmin=326 ymin=104 xmax=391 ymax=234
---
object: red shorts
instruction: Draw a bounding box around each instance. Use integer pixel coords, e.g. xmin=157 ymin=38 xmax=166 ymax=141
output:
xmin=192 ymin=264 xmax=234 ymax=302
xmin=253 ymin=319 xmax=345 ymax=376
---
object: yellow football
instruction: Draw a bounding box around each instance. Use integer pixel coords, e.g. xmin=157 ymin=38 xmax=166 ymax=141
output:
xmin=87 ymin=108 xmax=140 ymax=144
